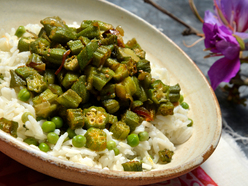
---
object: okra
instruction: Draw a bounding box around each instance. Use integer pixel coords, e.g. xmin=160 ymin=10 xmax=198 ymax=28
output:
xmin=77 ymin=23 xmax=101 ymax=39
xmin=92 ymin=67 xmax=115 ymax=91
xmin=26 ymin=73 xmax=48 ymax=93
xmin=49 ymin=26 xmax=77 ymax=43
xmin=92 ymin=45 xmax=112 ymax=67
xmin=158 ymin=149 xmax=174 ymax=163
xmin=113 ymin=64 xmax=129 ymax=82
xmin=64 ymin=55 xmax=79 ymax=71
xmin=77 ymin=40 xmax=99 ymax=71
xmin=56 ymin=89 xmax=82 ymax=108
xmin=61 ymin=72 xmax=79 ymax=89
xmin=122 ymin=110 xmax=140 ymax=132
xmin=32 ymin=89 xmax=58 ymax=105
xmin=71 ymin=75 xmax=90 ymax=104
xmin=102 ymin=99 xmax=120 ymax=114
xmin=125 ymin=38 xmax=146 ymax=59
xmin=0 ymin=117 xmax=18 ymax=138
xmin=9 ymin=70 xmax=26 ymax=88
xmin=148 ymin=80 xmax=170 ymax=105
xmin=157 ymin=102 xmax=174 ymax=116
xmin=85 ymin=127 xmax=107 ymax=151
xmin=42 ymin=48 xmax=67 ymax=65
xmin=67 ymin=40 xmax=84 ymax=55
xmin=169 ymin=84 xmax=181 ymax=103
xmin=18 ymin=37 xmax=35 ymax=52
xmin=48 ymin=84 xmax=63 ymax=96
xmin=66 ymin=108 xmax=85 ymax=130
xmin=104 ymin=58 xmax=120 ymax=71
xmin=30 ymin=38 xmax=50 ymax=55
xmin=26 ymin=53 xmax=46 ymax=71
xmin=44 ymin=69 xmax=56 ymax=84
xmin=109 ymin=121 xmax=130 ymax=140
xmin=15 ymin=66 xmax=37 ymax=80
xmin=122 ymin=161 xmax=142 ymax=171
xmin=84 ymin=106 xmax=109 ymax=129
xmin=136 ymin=59 xmax=151 ymax=73
xmin=34 ymin=101 xmax=57 ymax=118
xmin=100 ymin=83 xmax=116 ymax=100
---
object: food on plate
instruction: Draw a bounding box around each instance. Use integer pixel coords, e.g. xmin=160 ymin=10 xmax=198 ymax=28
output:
xmin=0 ymin=16 xmax=193 ymax=171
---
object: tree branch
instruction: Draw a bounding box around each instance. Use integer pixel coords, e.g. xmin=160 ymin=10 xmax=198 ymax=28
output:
xmin=144 ymin=0 xmax=203 ymax=37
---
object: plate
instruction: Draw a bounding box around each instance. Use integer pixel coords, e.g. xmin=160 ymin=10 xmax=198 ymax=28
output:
xmin=0 ymin=0 xmax=222 ymax=185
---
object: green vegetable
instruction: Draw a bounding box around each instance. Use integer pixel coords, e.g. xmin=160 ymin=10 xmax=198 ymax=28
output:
xmin=84 ymin=106 xmax=109 ymax=129
xmin=122 ymin=161 xmax=142 ymax=171
xmin=187 ymin=118 xmax=193 ymax=127
xmin=18 ymin=37 xmax=35 ymax=52
xmin=107 ymin=140 xmax=117 ymax=150
xmin=113 ymin=147 xmax=120 ymax=156
xmin=24 ymin=137 xmax=38 ymax=146
xmin=127 ymin=133 xmax=139 ymax=147
xmin=72 ymin=135 xmax=86 ymax=148
xmin=15 ymin=26 xmax=26 ymax=38
xmin=18 ymin=88 xmax=31 ymax=102
xmin=21 ymin=112 xmax=34 ymax=123
xmin=122 ymin=110 xmax=140 ymax=132
xmin=67 ymin=128 xmax=76 ymax=139
xmin=158 ymin=149 xmax=174 ymax=163
xmin=102 ymin=99 xmax=120 ymax=114
xmin=39 ymin=142 xmax=50 ymax=152
xmin=109 ymin=121 xmax=130 ymax=140
xmin=138 ymin=131 xmax=149 ymax=141
xmin=181 ymin=102 xmax=189 ymax=109
xmin=10 ymin=70 xmax=26 ymax=88
xmin=56 ymin=89 xmax=82 ymax=108
xmin=67 ymin=108 xmax=85 ymax=130
xmin=47 ymin=132 xmax=59 ymax=144
xmin=51 ymin=116 xmax=63 ymax=128
xmin=26 ymin=73 xmax=48 ymax=93
xmin=41 ymin=121 xmax=56 ymax=133
xmin=71 ymin=75 xmax=89 ymax=104
xmin=0 ymin=117 xmax=18 ymax=137
xmin=85 ymin=127 xmax=107 ymax=151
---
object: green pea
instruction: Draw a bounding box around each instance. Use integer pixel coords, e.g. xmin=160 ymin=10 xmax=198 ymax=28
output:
xmin=21 ymin=112 xmax=34 ymax=123
xmin=51 ymin=116 xmax=64 ymax=128
xmin=179 ymin=94 xmax=184 ymax=103
xmin=113 ymin=147 xmax=119 ymax=156
xmin=47 ymin=132 xmax=59 ymax=144
xmin=180 ymin=102 xmax=189 ymax=109
xmin=127 ymin=134 xmax=139 ymax=147
xmin=107 ymin=140 xmax=116 ymax=150
xmin=23 ymin=137 xmax=38 ymax=146
xmin=138 ymin=131 xmax=149 ymax=141
xmin=42 ymin=121 xmax=56 ymax=133
xmin=187 ymin=118 xmax=193 ymax=127
xmin=15 ymin=26 xmax=26 ymax=38
xmin=72 ymin=135 xmax=86 ymax=148
xmin=18 ymin=88 xmax=31 ymax=102
xmin=39 ymin=142 xmax=50 ymax=152
xmin=67 ymin=128 xmax=76 ymax=139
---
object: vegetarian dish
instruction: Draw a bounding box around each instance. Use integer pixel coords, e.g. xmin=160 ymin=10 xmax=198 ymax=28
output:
xmin=0 ymin=16 xmax=193 ymax=171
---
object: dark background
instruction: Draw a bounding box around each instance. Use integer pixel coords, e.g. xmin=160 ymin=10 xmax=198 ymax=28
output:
xmin=105 ymin=0 xmax=248 ymax=156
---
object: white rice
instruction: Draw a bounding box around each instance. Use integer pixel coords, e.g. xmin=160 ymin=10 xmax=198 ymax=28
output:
xmin=0 ymin=24 xmax=193 ymax=171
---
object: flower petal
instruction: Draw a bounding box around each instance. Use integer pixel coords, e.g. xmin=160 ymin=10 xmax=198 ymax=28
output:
xmin=208 ymin=57 xmax=240 ymax=90
xmin=204 ymin=10 xmax=221 ymax=26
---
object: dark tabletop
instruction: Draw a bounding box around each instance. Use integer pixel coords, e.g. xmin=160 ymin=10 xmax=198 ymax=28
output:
xmin=106 ymin=0 xmax=248 ymax=157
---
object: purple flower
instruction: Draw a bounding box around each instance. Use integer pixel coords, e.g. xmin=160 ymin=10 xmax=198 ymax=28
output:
xmin=202 ymin=0 xmax=246 ymax=90
xmin=213 ymin=0 xmax=248 ymax=39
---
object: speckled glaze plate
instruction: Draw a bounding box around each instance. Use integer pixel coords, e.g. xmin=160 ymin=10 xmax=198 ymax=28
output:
xmin=0 ymin=0 xmax=222 ymax=185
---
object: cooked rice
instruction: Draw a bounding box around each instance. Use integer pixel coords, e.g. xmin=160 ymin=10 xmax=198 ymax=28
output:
xmin=0 ymin=24 xmax=193 ymax=171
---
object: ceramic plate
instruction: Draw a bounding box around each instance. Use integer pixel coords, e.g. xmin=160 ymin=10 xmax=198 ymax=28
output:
xmin=0 ymin=0 xmax=222 ymax=185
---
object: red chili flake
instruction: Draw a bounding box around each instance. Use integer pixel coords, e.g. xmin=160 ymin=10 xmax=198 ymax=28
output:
xmin=133 ymin=107 xmax=154 ymax=122
xmin=55 ymin=49 xmax=71 ymax=75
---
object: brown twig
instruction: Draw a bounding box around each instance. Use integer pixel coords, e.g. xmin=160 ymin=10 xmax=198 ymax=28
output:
xmin=144 ymin=0 xmax=204 ymax=37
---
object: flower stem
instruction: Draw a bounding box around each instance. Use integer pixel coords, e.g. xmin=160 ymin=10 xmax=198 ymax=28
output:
xmin=144 ymin=0 xmax=203 ymax=37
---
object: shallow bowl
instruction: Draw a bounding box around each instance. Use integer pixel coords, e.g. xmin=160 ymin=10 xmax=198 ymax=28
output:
xmin=0 ymin=0 xmax=222 ymax=185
